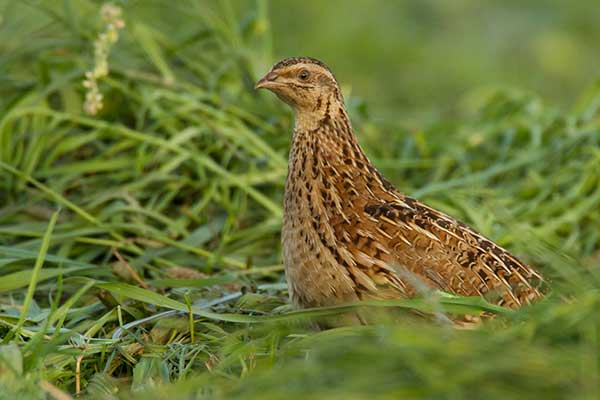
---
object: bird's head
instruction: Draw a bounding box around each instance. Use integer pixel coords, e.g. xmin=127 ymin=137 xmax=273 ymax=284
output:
xmin=255 ymin=57 xmax=343 ymax=113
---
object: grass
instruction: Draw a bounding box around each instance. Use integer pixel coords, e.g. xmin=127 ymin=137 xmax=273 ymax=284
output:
xmin=1 ymin=1 xmax=599 ymax=399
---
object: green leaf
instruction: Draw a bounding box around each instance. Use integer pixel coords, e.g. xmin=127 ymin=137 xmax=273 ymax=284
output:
xmin=150 ymin=274 xmax=235 ymax=288
xmin=10 ymin=210 xmax=59 ymax=339
xmin=0 ymin=267 xmax=86 ymax=292
xmin=96 ymin=282 xmax=188 ymax=311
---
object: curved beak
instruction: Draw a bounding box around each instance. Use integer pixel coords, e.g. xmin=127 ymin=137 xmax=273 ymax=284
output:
xmin=255 ymin=71 xmax=280 ymax=90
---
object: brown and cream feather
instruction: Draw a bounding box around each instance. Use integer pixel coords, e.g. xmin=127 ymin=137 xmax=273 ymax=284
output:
xmin=256 ymin=57 xmax=544 ymax=309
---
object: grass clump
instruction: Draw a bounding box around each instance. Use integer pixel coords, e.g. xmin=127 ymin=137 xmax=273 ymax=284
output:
xmin=0 ymin=1 xmax=599 ymax=399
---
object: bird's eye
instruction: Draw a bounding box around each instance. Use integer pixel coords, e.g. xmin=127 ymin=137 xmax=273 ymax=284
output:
xmin=298 ymin=70 xmax=310 ymax=80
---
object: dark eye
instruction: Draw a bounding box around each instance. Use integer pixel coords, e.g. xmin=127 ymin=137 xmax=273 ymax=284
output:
xmin=298 ymin=70 xmax=310 ymax=80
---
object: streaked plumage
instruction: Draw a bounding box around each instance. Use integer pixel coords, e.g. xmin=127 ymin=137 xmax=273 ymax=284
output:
xmin=256 ymin=57 xmax=544 ymax=310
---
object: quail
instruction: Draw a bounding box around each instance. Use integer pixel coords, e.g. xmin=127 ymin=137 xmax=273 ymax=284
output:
xmin=255 ymin=57 xmax=544 ymax=310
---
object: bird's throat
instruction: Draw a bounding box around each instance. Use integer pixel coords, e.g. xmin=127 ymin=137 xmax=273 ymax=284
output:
xmin=293 ymin=92 xmax=345 ymax=132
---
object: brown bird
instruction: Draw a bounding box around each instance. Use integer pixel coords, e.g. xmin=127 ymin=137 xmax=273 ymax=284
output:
xmin=256 ymin=57 xmax=544 ymax=311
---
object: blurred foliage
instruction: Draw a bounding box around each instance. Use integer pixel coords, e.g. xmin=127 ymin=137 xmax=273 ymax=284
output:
xmin=270 ymin=0 xmax=600 ymax=123
xmin=0 ymin=1 xmax=599 ymax=399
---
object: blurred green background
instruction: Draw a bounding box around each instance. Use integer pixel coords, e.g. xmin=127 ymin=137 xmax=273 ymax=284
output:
xmin=4 ymin=1 xmax=600 ymax=122
xmin=269 ymin=0 xmax=600 ymax=122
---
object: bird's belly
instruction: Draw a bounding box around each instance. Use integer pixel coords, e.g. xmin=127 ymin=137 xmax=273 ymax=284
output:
xmin=282 ymin=214 xmax=358 ymax=308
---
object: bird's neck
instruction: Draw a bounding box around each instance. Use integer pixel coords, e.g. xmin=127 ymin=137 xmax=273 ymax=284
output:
xmin=291 ymin=94 xmax=367 ymax=168
xmin=286 ymin=94 xmax=390 ymax=218
xmin=293 ymin=91 xmax=348 ymax=132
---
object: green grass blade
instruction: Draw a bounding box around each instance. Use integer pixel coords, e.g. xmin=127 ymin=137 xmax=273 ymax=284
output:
xmin=7 ymin=209 xmax=59 ymax=341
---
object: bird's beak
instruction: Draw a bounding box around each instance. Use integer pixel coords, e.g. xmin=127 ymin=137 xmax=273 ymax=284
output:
xmin=255 ymin=71 xmax=279 ymax=90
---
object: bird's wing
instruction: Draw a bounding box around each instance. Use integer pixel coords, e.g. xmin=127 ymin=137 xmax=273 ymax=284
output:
xmin=337 ymin=195 xmax=544 ymax=308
